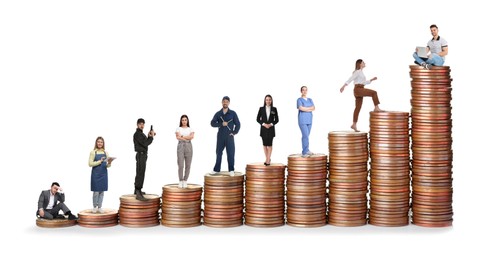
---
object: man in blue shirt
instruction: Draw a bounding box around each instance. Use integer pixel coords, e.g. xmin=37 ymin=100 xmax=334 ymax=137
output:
xmin=211 ymin=96 xmax=241 ymax=176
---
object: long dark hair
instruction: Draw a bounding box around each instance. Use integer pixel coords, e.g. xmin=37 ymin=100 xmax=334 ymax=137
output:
xmin=179 ymin=115 xmax=190 ymax=127
xmin=263 ymin=94 xmax=273 ymax=107
xmin=93 ymin=136 xmax=105 ymax=150
xmin=354 ymin=59 xmax=363 ymax=72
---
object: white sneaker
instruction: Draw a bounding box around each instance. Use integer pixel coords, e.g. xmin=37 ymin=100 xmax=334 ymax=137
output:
xmin=97 ymin=207 xmax=104 ymax=214
xmin=92 ymin=207 xmax=97 ymax=213
xmin=210 ymin=171 xmax=219 ymax=175
xmin=229 ymin=171 xmax=234 ymax=176
xmin=182 ymin=180 xmax=188 ymax=188
xmin=178 ymin=181 xmax=183 ymax=188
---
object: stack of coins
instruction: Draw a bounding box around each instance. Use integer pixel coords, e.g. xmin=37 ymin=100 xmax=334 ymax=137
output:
xmin=118 ymin=194 xmax=161 ymax=228
xmin=286 ymin=154 xmax=327 ymax=227
xmin=328 ymin=131 xmax=368 ymax=226
xmin=409 ymin=65 xmax=453 ymax=227
xmin=161 ymin=184 xmax=203 ymax=227
xmin=245 ymin=163 xmax=286 ymax=227
xmin=77 ymin=209 xmax=119 ymax=228
xmin=203 ymin=172 xmax=245 ymax=227
xmin=36 ymin=218 xmax=77 ymax=228
xmin=368 ymin=111 xmax=411 ymax=226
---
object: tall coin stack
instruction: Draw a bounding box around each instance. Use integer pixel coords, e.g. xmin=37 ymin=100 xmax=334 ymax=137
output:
xmin=368 ymin=111 xmax=411 ymax=226
xmin=245 ymin=163 xmax=286 ymax=227
xmin=409 ymin=65 xmax=453 ymax=227
xmin=118 ymin=194 xmax=161 ymax=228
xmin=328 ymin=131 xmax=369 ymax=226
xmin=286 ymin=154 xmax=327 ymax=227
xmin=203 ymin=172 xmax=245 ymax=227
xmin=161 ymin=184 xmax=203 ymax=227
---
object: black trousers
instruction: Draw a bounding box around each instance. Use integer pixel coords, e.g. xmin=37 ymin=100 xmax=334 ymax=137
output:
xmin=135 ymin=152 xmax=148 ymax=190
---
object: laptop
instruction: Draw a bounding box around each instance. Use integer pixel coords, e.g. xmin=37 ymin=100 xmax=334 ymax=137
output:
xmin=416 ymin=46 xmax=428 ymax=58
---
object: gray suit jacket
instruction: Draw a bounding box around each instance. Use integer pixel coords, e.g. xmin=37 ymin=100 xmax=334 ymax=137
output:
xmin=37 ymin=190 xmax=65 ymax=211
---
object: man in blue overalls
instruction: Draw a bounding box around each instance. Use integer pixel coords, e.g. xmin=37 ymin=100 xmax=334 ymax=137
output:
xmin=211 ymin=96 xmax=241 ymax=176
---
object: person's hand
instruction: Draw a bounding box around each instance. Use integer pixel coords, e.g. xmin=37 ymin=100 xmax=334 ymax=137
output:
xmin=340 ymin=86 xmax=345 ymax=93
xmin=58 ymin=187 xmax=63 ymax=193
xmin=39 ymin=208 xmax=45 ymax=217
xmin=222 ymin=121 xmax=228 ymax=127
xmin=100 ymin=157 xmax=106 ymax=163
xmin=264 ymin=124 xmax=270 ymax=129
xmin=230 ymin=133 xmax=234 ymax=136
xmin=107 ymin=158 xmax=114 ymax=164
xmin=149 ymin=130 xmax=156 ymax=137
xmin=415 ymin=47 xmax=418 ymax=52
xmin=371 ymin=77 xmax=378 ymax=81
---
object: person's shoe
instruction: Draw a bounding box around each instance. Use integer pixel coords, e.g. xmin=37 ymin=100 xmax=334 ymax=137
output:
xmin=68 ymin=213 xmax=78 ymax=220
xmin=264 ymin=162 xmax=268 ymax=166
xmin=182 ymin=180 xmax=188 ymax=188
xmin=229 ymin=171 xmax=235 ymax=176
xmin=210 ymin=171 xmax=219 ymax=175
xmin=97 ymin=207 xmax=104 ymax=214
xmin=424 ymin=63 xmax=432 ymax=70
xmin=178 ymin=181 xmax=182 ymax=188
xmin=420 ymin=62 xmax=427 ymax=68
xmin=307 ymin=151 xmax=314 ymax=155
xmin=55 ymin=214 xmax=66 ymax=219
xmin=92 ymin=207 xmax=97 ymax=213
xmin=301 ymin=154 xmax=309 ymax=158
xmin=134 ymin=189 xmax=146 ymax=195
xmin=135 ymin=189 xmax=149 ymax=201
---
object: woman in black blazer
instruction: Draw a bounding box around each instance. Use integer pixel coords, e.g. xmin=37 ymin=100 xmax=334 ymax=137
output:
xmin=256 ymin=94 xmax=279 ymax=166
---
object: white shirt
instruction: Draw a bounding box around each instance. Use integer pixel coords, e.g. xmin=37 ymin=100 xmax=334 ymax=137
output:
xmin=176 ymin=127 xmax=194 ymax=137
xmin=345 ymin=69 xmax=371 ymax=85
xmin=265 ymin=106 xmax=271 ymax=121
xmin=47 ymin=193 xmax=55 ymax=209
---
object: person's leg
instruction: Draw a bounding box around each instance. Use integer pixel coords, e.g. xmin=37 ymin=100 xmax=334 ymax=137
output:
xmin=267 ymin=146 xmax=272 ymax=164
xmin=359 ymin=87 xmax=381 ymax=110
xmin=226 ymin=135 xmax=235 ymax=172
xmin=352 ymin=96 xmax=363 ymax=131
xmin=184 ymin=143 xmax=193 ymax=181
xmin=413 ymin=52 xmax=428 ymax=65
xmin=214 ymin=135 xmax=226 ymax=172
xmin=43 ymin=210 xmax=54 ymax=219
xmin=427 ymin=54 xmax=444 ymax=66
xmin=263 ymin=145 xmax=268 ymax=163
xmin=97 ymin=192 xmax=104 ymax=208
xmin=177 ymin=143 xmax=185 ymax=181
xmin=299 ymin=123 xmax=309 ymax=155
xmin=135 ymin=153 xmax=147 ymax=190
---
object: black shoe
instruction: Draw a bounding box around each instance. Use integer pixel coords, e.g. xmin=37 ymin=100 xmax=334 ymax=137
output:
xmin=68 ymin=214 xmax=78 ymax=220
xmin=134 ymin=189 xmax=146 ymax=195
xmin=55 ymin=215 xmax=66 ymax=219
xmin=135 ymin=189 xmax=149 ymax=201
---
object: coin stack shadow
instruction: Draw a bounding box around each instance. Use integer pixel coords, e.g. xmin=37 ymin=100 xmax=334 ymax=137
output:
xmin=368 ymin=111 xmax=411 ymax=226
xmin=161 ymin=184 xmax=203 ymax=227
xmin=203 ymin=172 xmax=245 ymax=227
xmin=77 ymin=209 xmax=119 ymax=228
xmin=409 ymin=65 xmax=453 ymax=227
xmin=328 ymin=131 xmax=369 ymax=226
xmin=286 ymin=154 xmax=327 ymax=227
xmin=245 ymin=163 xmax=286 ymax=227
xmin=118 ymin=194 xmax=161 ymax=227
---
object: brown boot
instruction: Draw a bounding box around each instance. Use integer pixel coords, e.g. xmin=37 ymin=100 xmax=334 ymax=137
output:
xmin=135 ymin=189 xmax=148 ymax=201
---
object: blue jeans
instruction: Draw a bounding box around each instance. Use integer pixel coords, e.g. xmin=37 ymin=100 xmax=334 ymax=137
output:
xmin=299 ymin=123 xmax=312 ymax=155
xmin=413 ymin=52 xmax=445 ymax=66
xmin=93 ymin=191 xmax=104 ymax=208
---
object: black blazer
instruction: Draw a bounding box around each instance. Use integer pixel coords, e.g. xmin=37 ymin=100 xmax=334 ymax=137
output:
xmin=256 ymin=106 xmax=279 ymax=137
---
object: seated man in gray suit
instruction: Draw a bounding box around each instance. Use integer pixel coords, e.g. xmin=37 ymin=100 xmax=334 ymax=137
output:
xmin=37 ymin=182 xmax=78 ymax=220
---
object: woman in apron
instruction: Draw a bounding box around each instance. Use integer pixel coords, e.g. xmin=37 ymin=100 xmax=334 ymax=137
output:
xmin=88 ymin=136 xmax=114 ymax=213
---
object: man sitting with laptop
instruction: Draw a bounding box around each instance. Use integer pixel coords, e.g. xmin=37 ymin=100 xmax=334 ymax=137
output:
xmin=413 ymin=24 xmax=448 ymax=69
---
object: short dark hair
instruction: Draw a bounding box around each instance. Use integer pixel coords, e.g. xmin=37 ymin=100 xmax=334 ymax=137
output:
xmin=137 ymin=118 xmax=145 ymax=124
xmin=51 ymin=182 xmax=60 ymax=187
xmin=430 ymin=24 xmax=438 ymax=29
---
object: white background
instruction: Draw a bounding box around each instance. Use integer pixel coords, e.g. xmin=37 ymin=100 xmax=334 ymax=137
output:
xmin=1 ymin=0 xmax=490 ymax=259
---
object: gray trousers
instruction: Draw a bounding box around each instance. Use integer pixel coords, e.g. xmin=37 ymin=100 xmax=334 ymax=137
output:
xmin=177 ymin=141 xmax=193 ymax=181
xmin=39 ymin=203 xmax=70 ymax=219
xmin=93 ymin=191 xmax=104 ymax=208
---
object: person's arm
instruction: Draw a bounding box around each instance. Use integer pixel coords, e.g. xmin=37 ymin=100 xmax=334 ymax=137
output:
xmin=232 ymin=112 xmax=241 ymax=135
xmin=176 ymin=130 xmax=184 ymax=141
xmin=272 ymin=107 xmax=279 ymax=125
xmin=88 ymin=150 xmax=103 ymax=167
xmin=210 ymin=112 xmax=221 ymax=127
xmin=364 ymin=77 xmax=377 ymax=85
xmin=57 ymin=192 xmax=65 ymax=203
xmin=135 ymin=132 xmax=153 ymax=148
xmin=185 ymin=131 xmax=195 ymax=140
xmin=256 ymin=107 xmax=263 ymax=125
xmin=439 ymin=46 xmax=448 ymax=57
xmin=38 ymin=191 xmax=45 ymax=211
xmin=341 ymin=71 xmax=357 ymax=92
